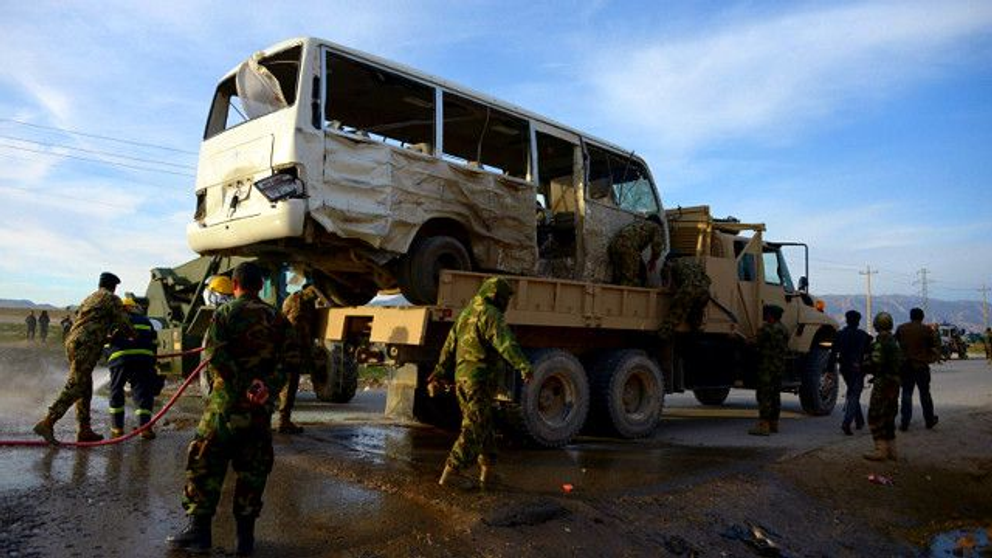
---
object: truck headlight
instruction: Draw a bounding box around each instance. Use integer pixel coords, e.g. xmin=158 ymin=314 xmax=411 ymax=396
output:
xmin=254 ymin=173 xmax=303 ymax=202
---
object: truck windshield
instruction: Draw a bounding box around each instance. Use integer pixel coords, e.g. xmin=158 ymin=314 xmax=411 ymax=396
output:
xmin=203 ymin=46 xmax=302 ymax=139
xmin=762 ymin=249 xmax=796 ymax=292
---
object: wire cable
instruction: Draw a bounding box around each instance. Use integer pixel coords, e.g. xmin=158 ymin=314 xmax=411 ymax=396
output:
xmin=0 ymin=143 xmax=195 ymax=177
xmin=0 ymin=134 xmax=195 ymax=170
xmin=0 ymin=117 xmax=197 ymax=155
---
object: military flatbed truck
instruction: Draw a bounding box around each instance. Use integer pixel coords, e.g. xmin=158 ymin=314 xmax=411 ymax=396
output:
xmin=320 ymin=206 xmax=840 ymax=447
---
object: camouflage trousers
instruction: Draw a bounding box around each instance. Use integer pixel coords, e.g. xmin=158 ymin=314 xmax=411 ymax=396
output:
xmin=868 ymin=375 xmax=900 ymax=441
xmin=755 ymin=370 xmax=782 ymax=422
xmin=658 ymin=287 xmax=708 ymax=338
xmin=445 ymin=379 xmax=496 ymax=471
xmin=182 ymin=409 xmax=274 ymax=518
xmin=46 ymin=338 xmax=103 ymax=427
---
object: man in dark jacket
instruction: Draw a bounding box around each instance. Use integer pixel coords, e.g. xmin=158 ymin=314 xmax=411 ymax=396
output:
xmin=831 ymin=310 xmax=872 ymax=435
xmin=895 ymin=307 xmax=938 ymax=431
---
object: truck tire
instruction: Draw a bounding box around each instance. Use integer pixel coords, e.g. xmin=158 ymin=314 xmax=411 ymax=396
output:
xmin=588 ymin=350 xmax=664 ymax=438
xmin=398 ymin=235 xmax=471 ymax=305
xmin=517 ymin=349 xmax=589 ymax=447
xmin=798 ymin=346 xmax=838 ymax=416
xmin=693 ymin=387 xmax=731 ymax=406
xmin=312 ymin=343 xmax=359 ymax=403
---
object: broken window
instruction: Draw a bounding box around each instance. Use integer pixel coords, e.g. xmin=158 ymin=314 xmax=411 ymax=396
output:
xmin=585 ymin=145 xmax=659 ymax=215
xmin=324 ymin=53 xmax=435 ymax=150
xmin=535 ymin=132 xmax=578 ymax=259
xmin=204 ymin=46 xmax=301 ymax=139
xmin=442 ymin=93 xmax=530 ymax=179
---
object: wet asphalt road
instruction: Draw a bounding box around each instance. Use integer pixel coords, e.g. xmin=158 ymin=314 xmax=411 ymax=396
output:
xmin=1 ymin=358 xmax=989 ymax=557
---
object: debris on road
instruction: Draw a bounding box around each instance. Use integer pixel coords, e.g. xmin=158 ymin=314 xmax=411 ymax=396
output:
xmin=867 ymin=473 xmax=894 ymax=486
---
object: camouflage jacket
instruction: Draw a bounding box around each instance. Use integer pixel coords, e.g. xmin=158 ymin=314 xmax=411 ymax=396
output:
xmin=281 ymin=286 xmax=320 ymax=340
xmin=432 ymin=278 xmax=533 ymax=385
xmin=203 ymin=294 xmax=299 ymax=415
xmin=757 ymin=321 xmax=790 ymax=377
xmin=867 ymin=331 xmax=902 ymax=379
xmin=611 ymin=221 xmax=666 ymax=260
xmin=66 ymin=288 xmax=135 ymax=346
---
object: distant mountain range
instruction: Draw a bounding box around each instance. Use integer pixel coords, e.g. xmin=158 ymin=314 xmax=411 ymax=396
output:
xmin=820 ymin=295 xmax=989 ymax=333
xmin=0 ymin=299 xmax=61 ymax=310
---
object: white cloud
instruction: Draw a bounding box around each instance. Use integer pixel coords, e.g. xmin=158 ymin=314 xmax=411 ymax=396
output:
xmin=587 ymin=0 xmax=992 ymax=154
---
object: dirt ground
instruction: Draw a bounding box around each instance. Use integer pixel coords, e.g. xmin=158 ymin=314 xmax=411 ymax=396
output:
xmin=1 ymin=342 xmax=990 ymax=558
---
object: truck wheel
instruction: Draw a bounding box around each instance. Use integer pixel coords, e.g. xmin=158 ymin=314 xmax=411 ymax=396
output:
xmin=312 ymin=343 xmax=359 ymax=403
xmin=398 ymin=235 xmax=471 ymax=305
xmin=693 ymin=387 xmax=731 ymax=406
xmin=517 ymin=349 xmax=589 ymax=447
xmin=589 ymin=350 xmax=664 ymax=438
xmin=799 ymin=346 xmax=838 ymax=415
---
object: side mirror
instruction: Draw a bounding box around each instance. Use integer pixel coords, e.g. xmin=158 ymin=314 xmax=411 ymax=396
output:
xmin=798 ymin=276 xmax=809 ymax=292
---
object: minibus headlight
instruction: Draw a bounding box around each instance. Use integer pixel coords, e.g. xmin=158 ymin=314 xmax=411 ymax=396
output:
xmin=254 ymin=173 xmax=303 ymax=202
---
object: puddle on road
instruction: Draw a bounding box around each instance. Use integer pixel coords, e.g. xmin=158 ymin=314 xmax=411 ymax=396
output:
xmin=928 ymin=526 xmax=991 ymax=557
xmin=315 ymin=424 xmax=764 ymax=496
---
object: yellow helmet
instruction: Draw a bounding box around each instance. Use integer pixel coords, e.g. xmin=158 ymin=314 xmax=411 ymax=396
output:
xmin=121 ymin=297 xmax=140 ymax=311
xmin=208 ymin=275 xmax=234 ymax=295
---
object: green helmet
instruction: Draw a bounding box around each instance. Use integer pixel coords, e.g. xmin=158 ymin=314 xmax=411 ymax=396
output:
xmin=873 ymin=311 xmax=894 ymax=332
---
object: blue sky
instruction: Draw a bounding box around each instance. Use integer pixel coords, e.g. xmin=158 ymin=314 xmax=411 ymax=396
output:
xmin=1 ymin=0 xmax=990 ymax=306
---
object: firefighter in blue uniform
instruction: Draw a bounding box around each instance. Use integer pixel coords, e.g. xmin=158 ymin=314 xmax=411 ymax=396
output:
xmin=107 ymin=297 xmax=160 ymax=439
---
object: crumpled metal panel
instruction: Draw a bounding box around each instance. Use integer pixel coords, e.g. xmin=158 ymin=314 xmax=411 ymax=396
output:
xmin=308 ymin=133 xmax=537 ymax=274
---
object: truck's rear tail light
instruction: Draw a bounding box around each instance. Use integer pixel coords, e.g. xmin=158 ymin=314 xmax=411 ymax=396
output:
xmin=254 ymin=173 xmax=303 ymax=202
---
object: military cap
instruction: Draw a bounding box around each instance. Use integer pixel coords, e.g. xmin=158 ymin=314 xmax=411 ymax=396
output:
xmin=99 ymin=272 xmax=121 ymax=288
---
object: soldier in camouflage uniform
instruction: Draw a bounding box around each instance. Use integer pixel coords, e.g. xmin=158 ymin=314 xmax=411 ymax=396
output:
xmin=659 ymin=258 xmax=712 ymax=338
xmin=167 ymin=262 xmax=299 ymax=556
xmin=749 ymin=305 xmax=789 ymax=436
xmin=608 ymin=218 xmax=666 ymax=287
xmin=277 ymin=284 xmax=321 ymax=434
xmin=33 ymin=272 xmax=135 ymax=444
xmin=427 ymin=277 xmax=533 ymax=489
xmin=864 ymin=312 xmax=903 ymax=461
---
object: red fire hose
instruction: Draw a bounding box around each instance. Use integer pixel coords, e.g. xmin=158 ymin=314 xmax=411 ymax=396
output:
xmin=0 ymin=347 xmax=208 ymax=448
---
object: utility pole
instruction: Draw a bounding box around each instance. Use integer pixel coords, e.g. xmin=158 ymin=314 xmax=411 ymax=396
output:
xmin=915 ymin=268 xmax=930 ymax=317
xmin=860 ymin=265 xmax=878 ymax=334
xmin=980 ymin=284 xmax=990 ymax=331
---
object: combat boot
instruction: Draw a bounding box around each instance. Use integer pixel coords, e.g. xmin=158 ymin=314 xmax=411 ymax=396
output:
xmin=136 ymin=426 xmax=156 ymax=440
xmin=76 ymin=426 xmax=104 ymax=443
xmin=438 ymin=465 xmax=455 ymax=486
xmin=32 ymin=417 xmax=58 ymax=445
xmin=748 ymin=421 xmax=770 ymax=436
xmin=862 ymin=440 xmax=887 ymax=461
xmin=479 ymin=464 xmax=500 ymax=491
xmin=768 ymin=420 xmax=779 ymax=434
xmin=109 ymin=427 xmax=124 ymax=439
xmin=167 ymin=514 xmax=212 ymax=554
xmin=235 ymin=516 xmax=256 ymax=556
xmin=886 ymin=439 xmax=898 ymax=461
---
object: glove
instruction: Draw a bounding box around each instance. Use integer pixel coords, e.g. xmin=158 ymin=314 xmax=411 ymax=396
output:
xmin=246 ymin=379 xmax=269 ymax=406
xmin=427 ymin=380 xmax=442 ymax=398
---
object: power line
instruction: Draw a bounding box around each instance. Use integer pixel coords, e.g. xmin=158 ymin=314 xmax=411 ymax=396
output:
xmin=0 ymin=134 xmax=195 ymax=170
xmin=0 ymin=149 xmax=187 ymax=194
xmin=0 ymin=184 xmax=135 ymax=210
xmin=0 ymin=117 xmax=198 ymax=155
xmin=0 ymin=143 xmax=195 ymax=177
